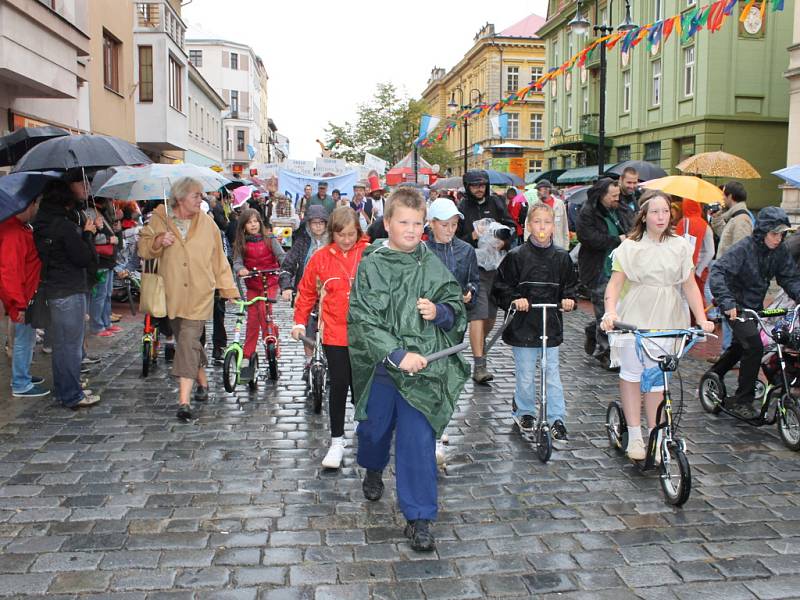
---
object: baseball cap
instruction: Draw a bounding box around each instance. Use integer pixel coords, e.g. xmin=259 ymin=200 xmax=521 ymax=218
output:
xmin=536 ymin=179 xmax=553 ymax=189
xmin=428 ymin=198 xmax=463 ymax=221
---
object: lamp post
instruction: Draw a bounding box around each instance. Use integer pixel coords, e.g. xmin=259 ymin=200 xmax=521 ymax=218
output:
xmin=569 ymin=0 xmax=637 ymax=177
xmin=448 ymin=87 xmax=483 ymax=175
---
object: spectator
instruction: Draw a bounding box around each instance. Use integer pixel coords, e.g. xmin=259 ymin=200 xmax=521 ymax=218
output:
xmin=350 ymin=181 xmax=373 ymax=231
xmin=85 ymin=197 xmax=120 ymax=338
xmin=307 ymin=181 xmax=336 ymax=214
xmin=618 ymin=166 xmax=640 ymax=214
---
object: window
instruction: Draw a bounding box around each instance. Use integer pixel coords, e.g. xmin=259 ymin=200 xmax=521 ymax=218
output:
xmin=687 ymin=0 xmax=696 ymax=6
xmin=507 ymin=66 xmax=519 ymax=92
xmin=230 ymin=52 xmax=238 ymax=70
xmin=654 ymin=0 xmax=664 ymax=20
xmin=230 ymin=90 xmax=239 ymax=116
xmin=168 ymin=55 xmax=182 ymax=111
xmin=651 ymin=59 xmax=661 ymax=106
xmin=237 ymin=129 xmax=245 ymax=152
xmin=644 ymin=142 xmax=661 ymax=164
xmin=189 ymin=49 xmax=202 ymax=67
xmin=530 ymin=66 xmax=543 ymax=84
xmin=552 ymin=100 xmax=558 ymax=130
xmin=582 ymin=87 xmax=589 ymax=115
xmin=552 ymin=41 xmax=559 ymax=65
xmin=507 ymin=113 xmax=519 ymax=138
xmin=622 ymin=70 xmax=631 ymax=113
xmin=683 ymin=46 xmax=695 ymax=97
xmin=138 ymin=45 xmax=153 ymax=102
xmin=529 ymin=114 xmax=543 ymax=140
xmin=617 ymin=146 xmax=631 ymax=162
xmin=200 ymin=107 xmax=204 ymax=139
xmin=549 ymin=157 xmax=558 ymax=170
xmin=567 ymin=95 xmax=573 ymax=129
xmin=528 ymin=159 xmax=542 ymax=174
xmin=102 ymin=30 xmax=121 ymax=93
xmin=564 ymin=155 xmax=573 ymax=169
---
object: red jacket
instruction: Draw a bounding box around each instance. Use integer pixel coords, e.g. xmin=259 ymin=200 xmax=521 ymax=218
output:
xmin=293 ymin=236 xmax=369 ymax=346
xmin=0 ymin=217 xmax=41 ymax=322
xmin=242 ymin=235 xmax=281 ymax=296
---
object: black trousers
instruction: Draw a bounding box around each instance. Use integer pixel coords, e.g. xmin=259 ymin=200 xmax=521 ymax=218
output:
xmin=323 ymin=345 xmax=353 ymax=438
xmin=709 ymin=317 xmax=763 ymax=402
xmin=212 ymin=290 xmax=227 ymax=351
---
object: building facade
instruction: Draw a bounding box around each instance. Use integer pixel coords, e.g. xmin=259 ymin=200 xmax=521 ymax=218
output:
xmin=185 ymin=62 xmax=225 ymax=169
xmin=421 ymin=14 xmax=547 ymax=178
xmin=184 ymin=38 xmax=268 ymax=176
xmin=538 ymin=0 xmax=792 ymax=207
xmin=782 ymin=0 xmax=800 ymax=220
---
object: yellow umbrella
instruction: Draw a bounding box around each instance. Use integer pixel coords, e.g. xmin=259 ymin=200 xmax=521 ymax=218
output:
xmin=640 ymin=175 xmax=724 ymax=204
xmin=676 ymin=151 xmax=760 ymax=179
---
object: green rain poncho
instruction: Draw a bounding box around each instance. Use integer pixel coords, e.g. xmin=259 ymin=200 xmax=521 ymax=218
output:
xmin=347 ymin=241 xmax=470 ymax=437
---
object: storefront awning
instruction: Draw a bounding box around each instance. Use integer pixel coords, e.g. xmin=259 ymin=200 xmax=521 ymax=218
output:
xmin=550 ymin=133 xmax=613 ymax=152
xmin=557 ymin=166 xmax=603 ymax=184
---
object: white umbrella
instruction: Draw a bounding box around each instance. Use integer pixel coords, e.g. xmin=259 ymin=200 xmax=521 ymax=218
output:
xmin=93 ymin=163 xmax=230 ymax=200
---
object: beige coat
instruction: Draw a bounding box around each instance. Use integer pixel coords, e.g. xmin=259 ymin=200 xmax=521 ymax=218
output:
xmin=711 ymin=202 xmax=754 ymax=258
xmin=139 ymin=204 xmax=238 ymax=320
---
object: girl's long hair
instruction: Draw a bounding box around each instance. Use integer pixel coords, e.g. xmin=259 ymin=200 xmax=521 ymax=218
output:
xmin=627 ymin=189 xmax=676 ymax=242
xmin=233 ymin=208 xmax=269 ymax=260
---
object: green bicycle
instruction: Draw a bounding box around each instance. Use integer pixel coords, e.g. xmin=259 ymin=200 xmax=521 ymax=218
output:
xmin=222 ymin=270 xmax=281 ymax=393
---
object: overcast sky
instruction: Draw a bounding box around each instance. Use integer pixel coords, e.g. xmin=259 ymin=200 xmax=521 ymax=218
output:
xmin=182 ymin=0 xmax=549 ymax=161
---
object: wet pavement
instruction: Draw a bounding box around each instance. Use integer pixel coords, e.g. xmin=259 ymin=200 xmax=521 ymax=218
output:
xmin=0 ymin=300 xmax=799 ymax=599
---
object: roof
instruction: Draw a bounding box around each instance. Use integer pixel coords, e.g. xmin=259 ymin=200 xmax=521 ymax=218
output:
xmin=498 ymin=13 xmax=546 ymax=38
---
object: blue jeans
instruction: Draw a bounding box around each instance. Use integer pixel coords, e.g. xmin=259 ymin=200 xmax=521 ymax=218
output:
xmin=89 ymin=270 xmax=113 ymax=333
xmin=512 ymin=345 xmax=566 ymax=423
xmin=49 ymin=294 xmax=87 ymax=407
xmin=721 ymin=318 xmax=732 ymax=352
xmin=11 ymin=322 xmax=36 ymax=394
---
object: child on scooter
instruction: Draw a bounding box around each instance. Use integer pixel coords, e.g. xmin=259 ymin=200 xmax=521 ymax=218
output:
xmin=492 ymin=202 xmax=577 ymax=446
xmin=232 ymin=209 xmax=285 ymax=378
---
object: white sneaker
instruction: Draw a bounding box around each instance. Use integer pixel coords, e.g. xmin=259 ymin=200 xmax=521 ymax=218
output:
xmin=321 ymin=438 xmax=345 ymax=469
xmin=435 ymin=441 xmax=446 ymax=466
xmin=626 ymin=437 xmax=646 ymax=461
xmin=440 ymin=433 xmax=449 ymax=444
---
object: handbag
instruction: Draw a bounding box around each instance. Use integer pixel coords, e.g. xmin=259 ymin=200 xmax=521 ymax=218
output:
xmin=95 ymin=243 xmax=115 ymax=257
xmin=139 ymin=258 xmax=167 ymax=318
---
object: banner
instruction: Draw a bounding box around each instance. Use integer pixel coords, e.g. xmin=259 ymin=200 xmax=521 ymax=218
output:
xmin=415 ymin=115 xmax=441 ymax=144
xmin=363 ymin=152 xmax=388 ymax=174
xmin=278 ymin=169 xmax=359 ymax=210
xmin=253 ymin=163 xmax=280 ymax=178
xmin=490 ymin=113 xmax=509 ymax=138
xmin=315 ymin=157 xmax=347 ymax=176
xmin=283 ymin=159 xmax=315 ymax=176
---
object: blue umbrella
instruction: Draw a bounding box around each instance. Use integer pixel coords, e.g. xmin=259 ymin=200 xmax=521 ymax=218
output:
xmin=0 ymin=171 xmax=61 ymax=222
xmin=773 ymin=165 xmax=800 ymax=188
xmin=484 ymin=170 xmax=514 ymax=185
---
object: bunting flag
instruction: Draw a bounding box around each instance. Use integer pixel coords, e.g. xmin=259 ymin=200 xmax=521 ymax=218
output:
xmin=417 ymin=0 xmax=785 ymax=148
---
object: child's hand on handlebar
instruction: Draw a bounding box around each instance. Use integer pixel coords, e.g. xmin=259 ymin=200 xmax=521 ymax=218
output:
xmin=238 ymin=268 xmax=250 ymax=277
xmin=725 ymin=307 xmax=737 ymax=320
xmin=699 ymin=319 xmax=715 ymax=333
xmin=601 ymin=312 xmax=618 ymax=332
xmin=512 ymin=298 xmax=529 ymax=312
xmin=281 ymin=289 xmax=293 ymax=302
xmin=290 ymin=325 xmax=305 ymax=340
xmin=399 ymin=352 xmax=427 ymax=374
xmin=561 ymin=298 xmax=575 ymax=312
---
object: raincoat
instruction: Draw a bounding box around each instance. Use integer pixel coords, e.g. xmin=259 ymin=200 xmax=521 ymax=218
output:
xmin=348 ymin=241 xmax=469 ymax=436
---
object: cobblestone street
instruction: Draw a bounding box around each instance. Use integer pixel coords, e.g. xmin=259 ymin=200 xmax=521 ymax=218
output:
xmin=1 ymin=302 xmax=800 ymax=599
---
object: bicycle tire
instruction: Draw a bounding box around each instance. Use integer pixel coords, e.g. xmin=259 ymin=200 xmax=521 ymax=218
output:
xmin=605 ymin=401 xmax=627 ymax=454
xmin=536 ymin=426 xmax=552 ymax=463
xmin=267 ymin=343 xmax=278 ymax=381
xmin=141 ymin=340 xmax=151 ymax=378
xmin=311 ymin=365 xmax=324 ymax=414
xmin=660 ymin=445 xmax=691 ymax=506
xmin=248 ymin=353 xmax=259 ymax=391
xmin=698 ymin=372 xmax=723 ymax=415
xmin=778 ymin=399 xmax=800 ymax=451
xmin=223 ymin=351 xmax=238 ymax=393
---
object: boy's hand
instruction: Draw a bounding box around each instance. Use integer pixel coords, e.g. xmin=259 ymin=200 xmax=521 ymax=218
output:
xmin=399 ymin=352 xmax=427 ymax=374
xmin=238 ymin=268 xmax=250 ymax=277
xmin=463 ymin=291 xmax=472 ymax=304
xmin=725 ymin=307 xmax=737 ymax=320
xmin=417 ymin=298 xmax=437 ymax=321
xmin=561 ymin=298 xmax=575 ymax=311
xmin=512 ymin=298 xmax=529 ymax=312
xmin=698 ymin=319 xmax=715 ymax=334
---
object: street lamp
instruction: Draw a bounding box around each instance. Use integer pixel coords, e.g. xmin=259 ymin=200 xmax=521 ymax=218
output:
xmin=617 ymin=0 xmax=638 ymax=32
xmin=448 ymin=86 xmax=483 ymax=174
xmin=568 ymin=0 xmax=590 ymax=36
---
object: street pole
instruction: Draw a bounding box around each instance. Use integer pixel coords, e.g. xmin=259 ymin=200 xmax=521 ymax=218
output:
xmin=413 ymin=143 xmax=419 ymax=184
xmin=598 ymin=35 xmax=607 ymax=177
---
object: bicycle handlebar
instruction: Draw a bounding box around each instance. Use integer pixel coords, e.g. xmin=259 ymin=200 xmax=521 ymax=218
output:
xmin=241 ymin=269 xmax=281 ymax=280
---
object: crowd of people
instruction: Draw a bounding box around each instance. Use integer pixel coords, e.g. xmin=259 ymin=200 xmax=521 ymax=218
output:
xmin=2 ymin=164 xmax=800 ymax=553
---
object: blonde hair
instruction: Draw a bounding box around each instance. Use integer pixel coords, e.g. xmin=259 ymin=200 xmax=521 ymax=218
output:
xmin=628 ymin=189 xmax=675 ymax=242
xmin=526 ymin=202 xmax=554 ymax=223
xmin=384 ymin=187 xmax=426 ymax=221
xmin=169 ymin=177 xmax=204 ymax=208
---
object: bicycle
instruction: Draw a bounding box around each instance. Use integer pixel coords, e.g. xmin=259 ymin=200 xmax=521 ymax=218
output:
xmin=141 ymin=312 xmax=160 ymax=378
xmin=606 ymin=323 xmax=712 ymax=506
xmin=112 ymin=270 xmax=140 ymax=316
xmin=222 ymin=269 xmax=281 ymax=393
xmin=298 ymin=314 xmax=326 ymax=414
xmin=698 ymin=306 xmax=800 ymax=451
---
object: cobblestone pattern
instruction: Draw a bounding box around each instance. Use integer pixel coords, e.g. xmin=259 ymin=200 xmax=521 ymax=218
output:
xmin=0 ymin=302 xmax=799 ymax=599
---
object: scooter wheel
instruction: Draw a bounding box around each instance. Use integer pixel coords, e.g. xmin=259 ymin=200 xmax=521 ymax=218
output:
xmin=310 ymin=365 xmax=325 ymax=414
xmin=223 ymin=351 xmax=238 ymax=393
xmin=660 ymin=444 xmax=692 ymax=506
xmin=778 ymin=399 xmax=800 ymax=451
xmin=605 ymin=401 xmax=627 ymax=454
xmin=267 ymin=343 xmax=278 ymax=381
xmin=536 ymin=426 xmax=552 ymax=463
xmin=248 ymin=353 xmax=259 ymax=391
xmin=698 ymin=372 xmax=723 ymax=415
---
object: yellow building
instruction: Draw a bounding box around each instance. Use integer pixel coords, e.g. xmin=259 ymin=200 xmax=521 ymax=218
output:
xmin=421 ymin=14 xmax=547 ymax=179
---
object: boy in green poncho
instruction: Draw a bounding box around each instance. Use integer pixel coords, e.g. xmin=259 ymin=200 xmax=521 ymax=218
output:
xmin=347 ymin=187 xmax=469 ymax=552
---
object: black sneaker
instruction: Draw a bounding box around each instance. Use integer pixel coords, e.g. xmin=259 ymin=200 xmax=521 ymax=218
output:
xmin=552 ymin=419 xmax=569 ymax=448
xmin=164 ymin=344 xmax=175 ymax=363
xmin=177 ymin=404 xmax=192 ymax=422
xmin=513 ymin=414 xmax=535 ymax=432
xmin=362 ymin=469 xmax=384 ymax=501
xmin=404 ymin=519 xmax=435 ymax=552
xmin=194 ymin=386 xmax=209 ymax=402
xmin=212 ymin=347 xmax=224 ymax=365
xmin=584 ymin=324 xmax=597 ymax=356
xmin=81 ymin=355 xmax=101 ymax=365
xmin=302 ymin=364 xmax=310 ymax=383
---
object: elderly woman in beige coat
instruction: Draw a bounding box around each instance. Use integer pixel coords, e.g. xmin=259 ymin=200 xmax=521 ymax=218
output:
xmin=139 ymin=177 xmax=238 ymax=421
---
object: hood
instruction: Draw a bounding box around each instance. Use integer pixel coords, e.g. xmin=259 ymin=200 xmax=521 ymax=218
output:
xmin=753 ymin=206 xmax=790 ymax=247
xmin=586 ymin=177 xmax=618 ymax=213
xmin=462 ymin=170 xmax=491 ymax=204
xmin=682 ymin=199 xmax=703 ymax=219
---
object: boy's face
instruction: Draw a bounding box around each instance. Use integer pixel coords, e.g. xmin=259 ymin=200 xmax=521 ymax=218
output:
xmin=385 ymin=206 xmax=425 ymax=252
xmin=528 ymin=209 xmax=554 ymax=243
xmin=430 ymin=216 xmax=459 ymax=244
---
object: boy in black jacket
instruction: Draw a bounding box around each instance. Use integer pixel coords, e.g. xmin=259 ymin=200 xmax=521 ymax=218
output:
xmin=492 ymin=203 xmax=577 ymax=445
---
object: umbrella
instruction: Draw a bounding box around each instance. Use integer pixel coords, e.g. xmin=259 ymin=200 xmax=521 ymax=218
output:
xmin=224 ymin=178 xmax=253 ymax=190
xmin=93 ymin=164 xmax=230 ymax=200
xmin=0 ymin=126 xmax=69 ymax=167
xmin=676 ymin=151 xmax=760 ymax=179
xmin=0 ymin=171 xmax=62 ymax=222
xmin=431 ymin=176 xmax=462 ymax=190
xmin=485 ymin=170 xmax=515 ymax=185
xmin=563 ymin=184 xmax=591 ymax=206
xmin=641 ymin=175 xmax=724 ymax=204
xmin=12 ymin=134 xmax=151 ymax=173
xmin=773 ymin=165 xmax=800 ymax=188
xmin=604 ymin=160 xmax=667 ymax=181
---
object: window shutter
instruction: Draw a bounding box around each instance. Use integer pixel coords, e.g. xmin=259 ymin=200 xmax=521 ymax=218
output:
xmin=241 ymin=91 xmax=249 ymax=115
xmin=222 ymin=50 xmax=229 ymax=68
xmin=240 ymin=54 xmax=249 ymax=71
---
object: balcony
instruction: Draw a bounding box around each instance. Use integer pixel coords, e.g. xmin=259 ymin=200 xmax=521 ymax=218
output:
xmin=134 ymin=2 xmax=185 ymax=49
xmin=580 ymin=113 xmax=599 ymax=136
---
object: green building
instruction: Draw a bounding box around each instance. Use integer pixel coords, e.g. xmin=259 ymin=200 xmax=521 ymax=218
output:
xmin=537 ymin=0 xmax=793 ymax=208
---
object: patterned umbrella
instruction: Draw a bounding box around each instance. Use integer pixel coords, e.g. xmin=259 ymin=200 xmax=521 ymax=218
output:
xmin=93 ymin=164 xmax=230 ymax=200
xmin=676 ymin=151 xmax=760 ymax=179
xmin=641 ymin=175 xmax=724 ymax=204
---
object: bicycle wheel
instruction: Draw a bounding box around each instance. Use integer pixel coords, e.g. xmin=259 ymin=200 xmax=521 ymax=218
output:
xmin=248 ymin=353 xmax=259 ymax=392
xmin=778 ymin=399 xmax=800 ymax=451
xmin=267 ymin=343 xmax=278 ymax=381
xmin=660 ymin=444 xmax=692 ymax=506
xmin=698 ymin=372 xmax=723 ymax=415
xmin=311 ymin=364 xmax=324 ymax=414
xmin=127 ymin=281 xmax=136 ymax=315
xmin=223 ymin=351 xmax=238 ymax=393
xmin=141 ymin=340 xmax=151 ymax=378
xmin=605 ymin=401 xmax=627 ymax=454
xmin=536 ymin=426 xmax=552 ymax=463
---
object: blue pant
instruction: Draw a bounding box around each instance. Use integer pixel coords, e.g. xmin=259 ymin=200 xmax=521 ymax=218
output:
xmin=11 ymin=323 xmax=36 ymax=394
xmin=49 ymin=294 xmax=87 ymax=407
xmin=89 ymin=270 xmax=113 ymax=334
xmin=357 ymin=373 xmax=438 ymax=521
xmin=721 ymin=318 xmax=732 ymax=352
xmin=512 ymin=345 xmax=566 ymax=423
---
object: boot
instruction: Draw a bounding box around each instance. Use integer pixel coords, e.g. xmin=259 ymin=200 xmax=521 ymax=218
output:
xmin=362 ymin=469 xmax=384 ymax=501
xmin=472 ymin=356 xmax=493 ymax=384
xmin=405 ymin=519 xmax=436 ymax=552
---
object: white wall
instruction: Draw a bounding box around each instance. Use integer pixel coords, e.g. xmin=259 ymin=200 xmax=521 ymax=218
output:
xmin=186 ymin=75 xmax=223 ymax=165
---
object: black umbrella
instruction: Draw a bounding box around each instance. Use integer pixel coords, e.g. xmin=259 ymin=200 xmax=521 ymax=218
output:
xmin=604 ymin=160 xmax=667 ymax=182
xmin=11 ymin=134 xmax=151 ymax=173
xmin=0 ymin=126 xmax=69 ymax=167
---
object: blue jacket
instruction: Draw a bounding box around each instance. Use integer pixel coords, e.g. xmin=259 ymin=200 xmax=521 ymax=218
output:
xmin=424 ymin=236 xmax=479 ymax=306
xmin=710 ymin=206 xmax=800 ymax=312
